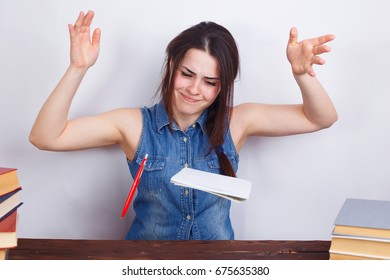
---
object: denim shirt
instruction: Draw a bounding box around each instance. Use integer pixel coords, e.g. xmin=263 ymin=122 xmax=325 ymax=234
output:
xmin=125 ymin=103 xmax=239 ymax=240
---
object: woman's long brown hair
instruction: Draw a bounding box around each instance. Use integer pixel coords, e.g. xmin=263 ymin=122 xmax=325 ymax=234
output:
xmin=157 ymin=22 xmax=239 ymax=177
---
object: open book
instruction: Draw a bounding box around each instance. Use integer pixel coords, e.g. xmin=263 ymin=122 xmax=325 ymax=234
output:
xmin=170 ymin=167 xmax=251 ymax=202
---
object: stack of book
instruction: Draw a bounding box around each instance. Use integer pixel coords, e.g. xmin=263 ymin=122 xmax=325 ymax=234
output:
xmin=329 ymin=198 xmax=390 ymax=260
xmin=0 ymin=167 xmax=23 ymax=260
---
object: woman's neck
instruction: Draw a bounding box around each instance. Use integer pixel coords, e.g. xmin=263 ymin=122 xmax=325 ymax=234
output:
xmin=172 ymin=110 xmax=202 ymax=132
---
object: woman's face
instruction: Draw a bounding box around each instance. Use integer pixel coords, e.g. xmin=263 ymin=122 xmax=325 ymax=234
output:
xmin=171 ymin=48 xmax=221 ymax=127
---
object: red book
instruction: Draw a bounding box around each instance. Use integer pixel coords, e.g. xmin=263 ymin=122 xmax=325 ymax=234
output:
xmin=0 ymin=210 xmax=17 ymax=232
xmin=0 ymin=210 xmax=18 ymax=249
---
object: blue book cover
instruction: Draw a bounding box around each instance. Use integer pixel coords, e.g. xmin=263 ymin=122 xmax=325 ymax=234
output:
xmin=0 ymin=188 xmax=22 ymax=221
xmin=0 ymin=188 xmax=21 ymax=203
xmin=334 ymin=198 xmax=390 ymax=230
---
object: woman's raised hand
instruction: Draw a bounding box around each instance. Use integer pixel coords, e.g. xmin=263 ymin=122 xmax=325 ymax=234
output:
xmin=286 ymin=27 xmax=335 ymax=77
xmin=68 ymin=10 xmax=101 ymax=69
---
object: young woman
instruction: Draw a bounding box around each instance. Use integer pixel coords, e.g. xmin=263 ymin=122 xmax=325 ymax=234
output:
xmin=30 ymin=11 xmax=337 ymax=240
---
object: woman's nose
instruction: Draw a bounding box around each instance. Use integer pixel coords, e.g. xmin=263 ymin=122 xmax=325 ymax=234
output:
xmin=188 ymin=79 xmax=201 ymax=95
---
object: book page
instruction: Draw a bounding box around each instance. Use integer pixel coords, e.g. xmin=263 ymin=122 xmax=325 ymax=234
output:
xmin=170 ymin=167 xmax=251 ymax=202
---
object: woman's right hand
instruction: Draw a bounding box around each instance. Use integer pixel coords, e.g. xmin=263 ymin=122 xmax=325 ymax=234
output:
xmin=68 ymin=10 xmax=101 ymax=69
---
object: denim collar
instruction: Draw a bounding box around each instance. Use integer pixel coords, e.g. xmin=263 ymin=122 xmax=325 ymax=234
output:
xmin=155 ymin=102 xmax=208 ymax=135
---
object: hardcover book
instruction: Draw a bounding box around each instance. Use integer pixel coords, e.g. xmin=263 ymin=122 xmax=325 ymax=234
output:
xmin=0 ymin=167 xmax=20 ymax=196
xmin=330 ymin=198 xmax=390 ymax=260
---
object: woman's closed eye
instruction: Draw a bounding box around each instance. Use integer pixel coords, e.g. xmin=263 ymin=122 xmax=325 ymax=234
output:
xmin=180 ymin=71 xmax=193 ymax=78
xmin=205 ymin=80 xmax=217 ymax=86
xmin=180 ymin=70 xmax=218 ymax=87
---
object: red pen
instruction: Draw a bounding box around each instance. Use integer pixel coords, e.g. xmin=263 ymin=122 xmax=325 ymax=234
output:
xmin=121 ymin=154 xmax=148 ymax=218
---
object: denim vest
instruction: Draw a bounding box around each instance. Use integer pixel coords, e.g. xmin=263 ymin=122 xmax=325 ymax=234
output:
xmin=125 ymin=103 xmax=239 ymax=240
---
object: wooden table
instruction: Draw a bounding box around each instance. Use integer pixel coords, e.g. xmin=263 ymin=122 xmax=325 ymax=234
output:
xmin=8 ymin=238 xmax=330 ymax=260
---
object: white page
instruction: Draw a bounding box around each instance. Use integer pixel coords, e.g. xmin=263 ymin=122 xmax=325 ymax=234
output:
xmin=170 ymin=167 xmax=251 ymax=202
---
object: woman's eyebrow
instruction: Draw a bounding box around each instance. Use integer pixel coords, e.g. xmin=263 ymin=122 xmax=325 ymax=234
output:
xmin=181 ymin=66 xmax=220 ymax=80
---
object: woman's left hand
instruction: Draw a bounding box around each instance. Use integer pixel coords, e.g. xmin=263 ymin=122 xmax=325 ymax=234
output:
xmin=286 ymin=27 xmax=335 ymax=77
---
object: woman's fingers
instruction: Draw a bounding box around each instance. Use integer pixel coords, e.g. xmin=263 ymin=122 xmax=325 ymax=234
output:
xmin=92 ymin=28 xmax=101 ymax=48
xmin=313 ymin=44 xmax=331 ymax=56
xmin=71 ymin=10 xmax=94 ymax=32
xmin=82 ymin=10 xmax=95 ymax=27
xmin=73 ymin=11 xmax=85 ymax=29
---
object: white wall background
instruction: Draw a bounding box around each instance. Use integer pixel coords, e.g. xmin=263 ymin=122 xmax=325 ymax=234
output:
xmin=1 ymin=0 xmax=389 ymax=240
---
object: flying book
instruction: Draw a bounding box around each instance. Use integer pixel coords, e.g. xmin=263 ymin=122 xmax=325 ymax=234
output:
xmin=170 ymin=167 xmax=251 ymax=202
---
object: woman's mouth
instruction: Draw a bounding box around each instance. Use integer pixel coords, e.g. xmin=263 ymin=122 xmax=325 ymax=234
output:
xmin=181 ymin=93 xmax=199 ymax=104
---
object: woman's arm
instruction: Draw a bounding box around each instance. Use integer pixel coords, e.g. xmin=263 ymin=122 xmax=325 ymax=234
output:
xmin=231 ymin=28 xmax=338 ymax=151
xmin=29 ymin=11 xmax=141 ymax=156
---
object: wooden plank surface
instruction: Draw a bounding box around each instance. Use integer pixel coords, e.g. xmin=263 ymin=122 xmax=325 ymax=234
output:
xmin=8 ymin=239 xmax=331 ymax=260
